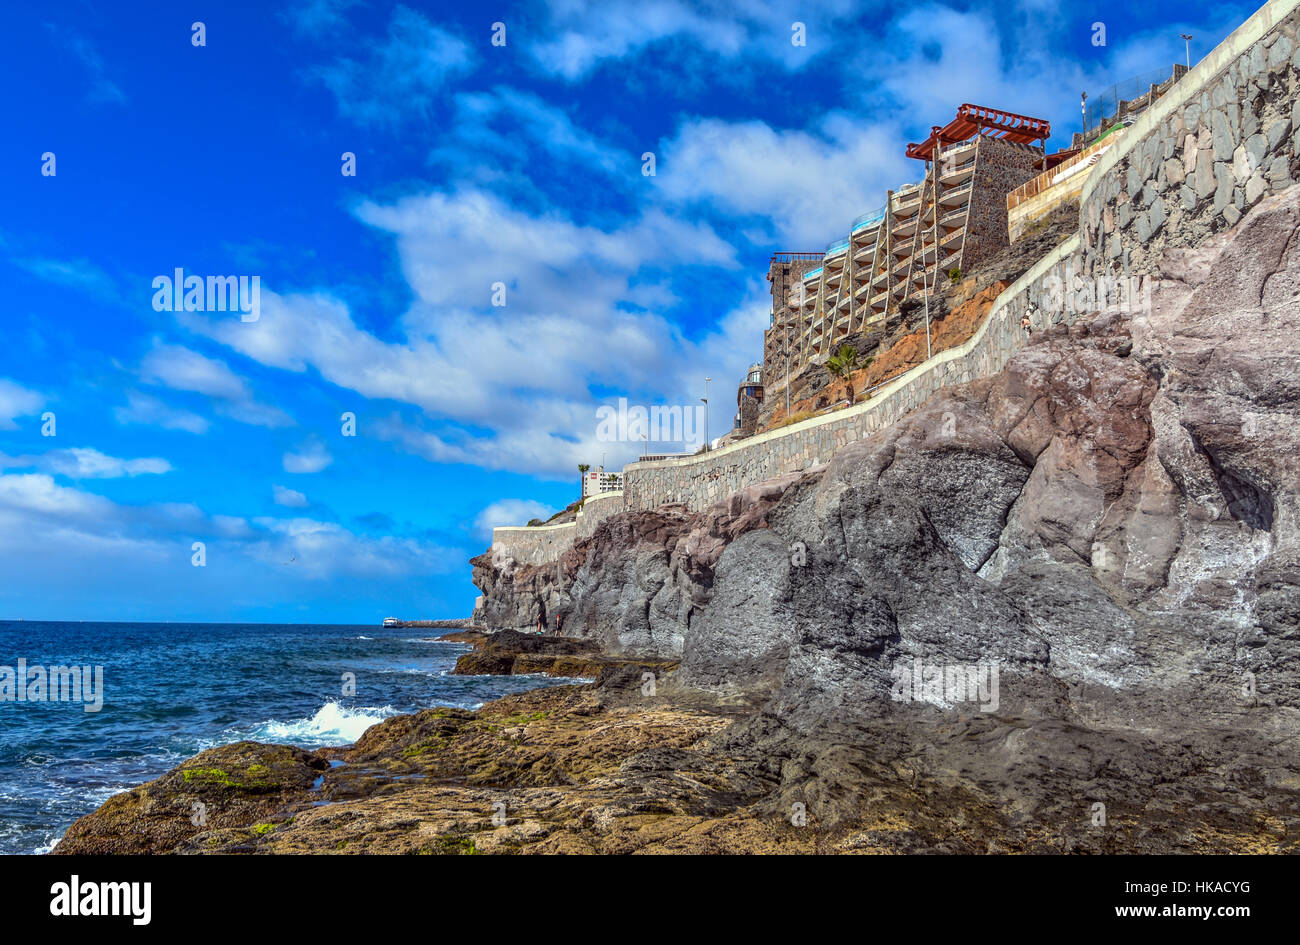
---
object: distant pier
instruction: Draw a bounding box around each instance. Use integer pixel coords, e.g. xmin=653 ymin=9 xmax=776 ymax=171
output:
xmin=381 ymin=618 xmax=474 ymax=629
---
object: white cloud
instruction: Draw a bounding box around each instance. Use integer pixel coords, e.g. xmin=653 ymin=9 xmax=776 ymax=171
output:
xmin=140 ymin=342 xmax=249 ymax=400
xmin=863 ymin=5 xmax=1076 ymax=132
xmin=526 ymin=0 xmax=858 ymax=80
xmin=0 ymin=447 xmax=171 ymax=479
xmin=114 ymin=391 xmax=210 ymax=434
xmin=11 ymin=256 xmax=118 ymax=299
xmin=433 ymin=87 xmax=630 ymax=188
xmin=282 ymin=0 xmax=362 ymax=37
xmin=50 ymin=26 xmax=126 ymax=106
xmin=283 ymin=439 xmax=333 ymax=474
xmin=352 ymin=188 xmax=736 ymax=327
xmin=177 ymin=184 xmax=742 ymax=477
xmin=656 ymin=114 xmax=914 ymax=248
xmin=0 ymin=472 xmax=457 ymax=589
xmin=0 ymin=473 xmax=115 ymax=521
xmin=0 ymin=378 xmax=43 ymax=430
xmin=273 ymin=484 xmax=310 ymax=508
xmin=138 ymin=341 xmax=292 ymax=428
xmin=247 ymin=516 xmax=455 ymax=579
xmin=307 ymin=5 xmax=475 ymax=126
xmin=474 ymin=499 xmax=558 ymax=538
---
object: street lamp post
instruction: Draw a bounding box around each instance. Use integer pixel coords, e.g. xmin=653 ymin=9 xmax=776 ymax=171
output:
xmin=701 ymin=377 xmax=711 ymax=450
xmin=1180 ymin=34 xmax=1193 ymax=69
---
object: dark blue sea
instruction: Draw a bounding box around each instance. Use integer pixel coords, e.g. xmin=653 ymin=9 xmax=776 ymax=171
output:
xmin=0 ymin=621 xmax=582 ymax=855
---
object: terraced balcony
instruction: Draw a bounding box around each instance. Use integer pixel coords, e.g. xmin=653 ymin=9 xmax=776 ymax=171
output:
xmin=939 ymin=157 xmax=976 ymax=185
xmin=852 ymin=239 xmax=879 ymax=263
xmin=940 ymin=206 xmax=968 ymax=227
xmin=851 ymin=206 xmax=886 ymax=232
xmin=939 ymin=182 xmax=973 ymax=206
xmin=824 ymin=237 xmax=851 ymax=260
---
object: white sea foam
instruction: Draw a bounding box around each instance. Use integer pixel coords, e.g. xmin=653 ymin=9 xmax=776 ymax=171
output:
xmin=242 ymin=701 xmax=396 ymax=746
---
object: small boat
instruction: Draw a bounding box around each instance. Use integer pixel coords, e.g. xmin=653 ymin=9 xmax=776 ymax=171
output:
xmin=382 ymin=617 xmax=401 ymax=628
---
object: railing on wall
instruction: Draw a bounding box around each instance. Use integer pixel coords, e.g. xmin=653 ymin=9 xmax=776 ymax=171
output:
xmin=1082 ymin=65 xmax=1186 ymax=134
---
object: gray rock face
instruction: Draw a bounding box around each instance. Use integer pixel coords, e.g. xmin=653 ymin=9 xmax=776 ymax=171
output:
xmin=470 ymin=470 xmax=819 ymax=658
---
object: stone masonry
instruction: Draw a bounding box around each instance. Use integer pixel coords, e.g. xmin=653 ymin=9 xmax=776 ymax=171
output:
xmin=1080 ymin=0 xmax=1300 ymax=279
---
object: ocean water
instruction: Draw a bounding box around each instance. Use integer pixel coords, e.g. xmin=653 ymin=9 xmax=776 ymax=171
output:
xmin=0 ymin=621 xmax=581 ymax=855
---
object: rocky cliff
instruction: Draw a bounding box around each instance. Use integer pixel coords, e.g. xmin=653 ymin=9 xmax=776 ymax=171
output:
xmin=462 ymin=188 xmax=1300 ymax=847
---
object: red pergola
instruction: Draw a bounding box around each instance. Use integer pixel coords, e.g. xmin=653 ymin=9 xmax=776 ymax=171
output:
xmin=905 ymin=104 xmax=1051 ymax=161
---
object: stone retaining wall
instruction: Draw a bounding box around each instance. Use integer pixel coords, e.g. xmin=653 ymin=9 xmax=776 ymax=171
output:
xmin=490 ymin=520 xmax=574 ymax=567
xmin=491 ymin=491 xmax=625 ymax=565
xmin=575 ymin=491 xmax=624 ymax=540
xmin=1080 ymin=0 xmax=1299 ymax=281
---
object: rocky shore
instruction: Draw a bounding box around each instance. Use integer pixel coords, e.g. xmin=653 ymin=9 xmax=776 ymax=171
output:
xmin=54 ymin=629 xmax=1295 ymax=854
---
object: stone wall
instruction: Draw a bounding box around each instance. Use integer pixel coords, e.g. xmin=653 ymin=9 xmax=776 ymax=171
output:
xmin=574 ymin=490 xmax=624 ymax=541
xmin=490 ymin=521 xmax=574 ymax=567
xmin=1080 ymin=0 xmax=1299 ymax=280
xmin=491 ymin=490 xmax=625 ymax=565
xmin=737 ymin=387 xmax=763 ymax=437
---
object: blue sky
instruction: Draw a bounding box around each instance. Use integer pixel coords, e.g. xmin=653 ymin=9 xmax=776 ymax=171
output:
xmin=0 ymin=0 xmax=1258 ymax=623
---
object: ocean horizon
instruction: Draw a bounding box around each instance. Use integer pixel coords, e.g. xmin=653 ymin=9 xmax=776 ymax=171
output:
xmin=0 ymin=620 xmax=575 ymax=855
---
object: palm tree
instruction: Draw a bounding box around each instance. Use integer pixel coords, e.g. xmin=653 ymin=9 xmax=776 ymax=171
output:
xmin=577 ymin=463 xmax=591 ymax=496
xmin=825 ymin=344 xmax=859 ymax=405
